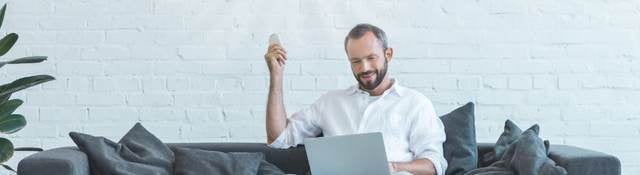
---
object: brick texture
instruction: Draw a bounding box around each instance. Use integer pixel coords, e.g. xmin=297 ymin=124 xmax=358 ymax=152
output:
xmin=0 ymin=0 xmax=638 ymax=174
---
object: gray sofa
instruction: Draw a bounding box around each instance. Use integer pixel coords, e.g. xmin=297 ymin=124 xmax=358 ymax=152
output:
xmin=17 ymin=142 xmax=620 ymax=175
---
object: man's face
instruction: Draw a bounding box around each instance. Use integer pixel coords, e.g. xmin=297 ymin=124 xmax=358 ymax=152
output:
xmin=345 ymin=32 xmax=391 ymax=91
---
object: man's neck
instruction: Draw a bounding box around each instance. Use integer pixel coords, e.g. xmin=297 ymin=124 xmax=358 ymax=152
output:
xmin=361 ymin=76 xmax=393 ymax=96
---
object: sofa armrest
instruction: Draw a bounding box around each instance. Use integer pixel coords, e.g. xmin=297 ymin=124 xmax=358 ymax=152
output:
xmin=477 ymin=143 xmax=620 ymax=175
xmin=548 ymin=145 xmax=621 ymax=175
xmin=18 ymin=147 xmax=90 ymax=175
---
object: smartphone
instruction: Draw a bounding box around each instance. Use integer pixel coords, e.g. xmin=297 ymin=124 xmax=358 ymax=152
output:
xmin=269 ymin=33 xmax=281 ymax=46
xmin=269 ymin=33 xmax=284 ymax=65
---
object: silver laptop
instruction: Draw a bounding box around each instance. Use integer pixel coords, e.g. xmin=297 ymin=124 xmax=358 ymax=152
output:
xmin=304 ymin=132 xmax=390 ymax=175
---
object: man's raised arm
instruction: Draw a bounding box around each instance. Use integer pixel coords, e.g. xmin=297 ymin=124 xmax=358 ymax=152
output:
xmin=264 ymin=43 xmax=288 ymax=144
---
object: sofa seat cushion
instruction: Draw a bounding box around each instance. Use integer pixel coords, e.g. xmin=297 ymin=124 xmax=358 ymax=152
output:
xmin=173 ymin=147 xmax=284 ymax=175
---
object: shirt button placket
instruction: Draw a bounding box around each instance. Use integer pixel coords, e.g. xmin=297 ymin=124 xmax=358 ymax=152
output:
xmin=359 ymin=94 xmax=375 ymax=133
xmin=357 ymin=92 xmax=369 ymax=133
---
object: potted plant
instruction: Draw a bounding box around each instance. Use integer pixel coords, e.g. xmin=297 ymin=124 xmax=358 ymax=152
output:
xmin=0 ymin=3 xmax=55 ymax=172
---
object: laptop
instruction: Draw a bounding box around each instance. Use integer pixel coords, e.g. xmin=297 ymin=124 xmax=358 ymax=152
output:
xmin=303 ymin=132 xmax=390 ymax=175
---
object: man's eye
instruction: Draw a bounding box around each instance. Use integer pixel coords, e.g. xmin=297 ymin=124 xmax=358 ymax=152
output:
xmin=352 ymin=60 xmax=361 ymax=64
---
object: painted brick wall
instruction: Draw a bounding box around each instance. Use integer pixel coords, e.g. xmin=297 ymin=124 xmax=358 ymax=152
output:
xmin=0 ymin=0 xmax=638 ymax=174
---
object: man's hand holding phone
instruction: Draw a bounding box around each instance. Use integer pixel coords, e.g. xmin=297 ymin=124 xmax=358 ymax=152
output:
xmin=264 ymin=34 xmax=287 ymax=77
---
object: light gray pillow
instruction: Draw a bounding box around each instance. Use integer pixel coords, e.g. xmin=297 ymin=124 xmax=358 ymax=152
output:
xmin=69 ymin=123 xmax=174 ymax=175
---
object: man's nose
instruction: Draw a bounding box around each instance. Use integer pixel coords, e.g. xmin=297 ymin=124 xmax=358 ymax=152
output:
xmin=361 ymin=60 xmax=373 ymax=73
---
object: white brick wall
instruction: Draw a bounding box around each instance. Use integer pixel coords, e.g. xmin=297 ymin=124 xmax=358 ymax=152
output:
xmin=0 ymin=0 xmax=639 ymax=174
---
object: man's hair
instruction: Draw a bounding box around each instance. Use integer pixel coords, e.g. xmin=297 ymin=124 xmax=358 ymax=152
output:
xmin=344 ymin=23 xmax=389 ymax=53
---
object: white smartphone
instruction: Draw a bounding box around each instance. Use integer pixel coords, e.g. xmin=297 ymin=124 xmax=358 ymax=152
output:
xmin=269 ymin=33 xmax=281 ymax=46
xmin=268 ymin=33 xmax=285 ymax=65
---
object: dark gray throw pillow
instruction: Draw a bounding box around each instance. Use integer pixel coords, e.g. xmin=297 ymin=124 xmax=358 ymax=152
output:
xmin=467 ymin=123 xmax=567 ymax=175
xmin=480 ymin=120 xmax=523 ymax=167
xmin=439 ymin=102 xmax=477 ymax=175
xmin=173 ymin=147 xmax=285 ymax=175
xmin=69 ymin=123 xmax=174 ymax=175
xmin=480 ymin=120 xmax=548 ymax=167
xmin=501 ymin=126 xmax=567 ymax=175
xmin=495 ymin=120 xmax=525 ymax=159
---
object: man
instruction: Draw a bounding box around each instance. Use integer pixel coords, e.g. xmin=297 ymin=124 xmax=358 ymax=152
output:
xmin=263 ymin=24 xmax=447 ymax=175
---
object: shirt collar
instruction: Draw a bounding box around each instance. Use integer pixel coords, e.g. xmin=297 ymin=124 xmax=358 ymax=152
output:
xmin=348 ymin=78 xmax=404 ymax=97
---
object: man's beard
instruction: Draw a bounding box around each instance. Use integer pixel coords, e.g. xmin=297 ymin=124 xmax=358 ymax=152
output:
xmin=354 ymin=60 xmax=388 ymax=91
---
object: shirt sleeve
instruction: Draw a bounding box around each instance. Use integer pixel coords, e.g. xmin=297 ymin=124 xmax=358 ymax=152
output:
xmin=408 ymin=98 xmax=448 ymax=175
xmin=268 ymin=98 xmax=323 ymax=149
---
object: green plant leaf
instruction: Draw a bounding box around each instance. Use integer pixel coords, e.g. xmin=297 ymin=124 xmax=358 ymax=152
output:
xmin=0 ymin=99 xmax=22 ymax=118
xmin=8 ymin=56 xmax=47 ymax=64
xmin=14 ymin=147 xmax=43 ymax=152
xmin=0 ymin=114 xmax=25 ymax=134
xmin=0 ymin=94 xmax=9 ymax=105
xmin=0 ymin=56 xmax=48 ymax=68
xmin=0 ymin=33 xmax=18 ymax=56
xmin=0 ymin=137 xmax=13 ymax=163
xmin=1 ymin=164 xmax=15 ymax=172
xmin=0 ymin=75 xmax=55 ymax=97
xmin=0 ymin=4 xmax=6 ymax=30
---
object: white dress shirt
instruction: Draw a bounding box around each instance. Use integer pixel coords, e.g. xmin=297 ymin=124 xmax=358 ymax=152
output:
xmin=269 ymin=79 xmax=448 ymax=175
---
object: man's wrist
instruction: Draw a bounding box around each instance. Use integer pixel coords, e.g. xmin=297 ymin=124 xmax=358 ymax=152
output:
xmin=268 ymin=74 xmax=284 ymax=92
xmin=270 ymin=74 xmax=283 ymax=84
xmin=391 ymin=162 xmax=400 ymax=172
xmin=269 ymin=72 xmax=283 ymax=79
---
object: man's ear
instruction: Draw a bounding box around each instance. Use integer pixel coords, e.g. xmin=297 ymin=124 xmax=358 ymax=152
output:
xmin=385 ymin=48 xmax=394 ymax=62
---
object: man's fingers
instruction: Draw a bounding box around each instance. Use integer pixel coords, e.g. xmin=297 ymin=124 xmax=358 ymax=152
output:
xmin=265 ymin=44 xmax=287 ymax=67
xmin=266 ymin=52 xmax=287 ymax=62
xmin=271 ymin=48 xmax=287 ymax=55
xmin=277 ymin=59 xmax=284 ymax=66
xmin=276 ymin=55 xmax=286 ymax=65
xmin=268 ymin=44 xmax=279 ymax=50
xmin=275 ymin=50 xmax=287 ymax=60
xmin=273 ymin=45 xmax=286 ymax=53
xmin=268 ymin=44 xmax=279 ymax=51
xmin=269 ymin=45 xmax=286 ymax=53
xmin=271 ymin=54 xmax=283 ymax=62
xmin=268 ymin=45 xmax=277 ymax=52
